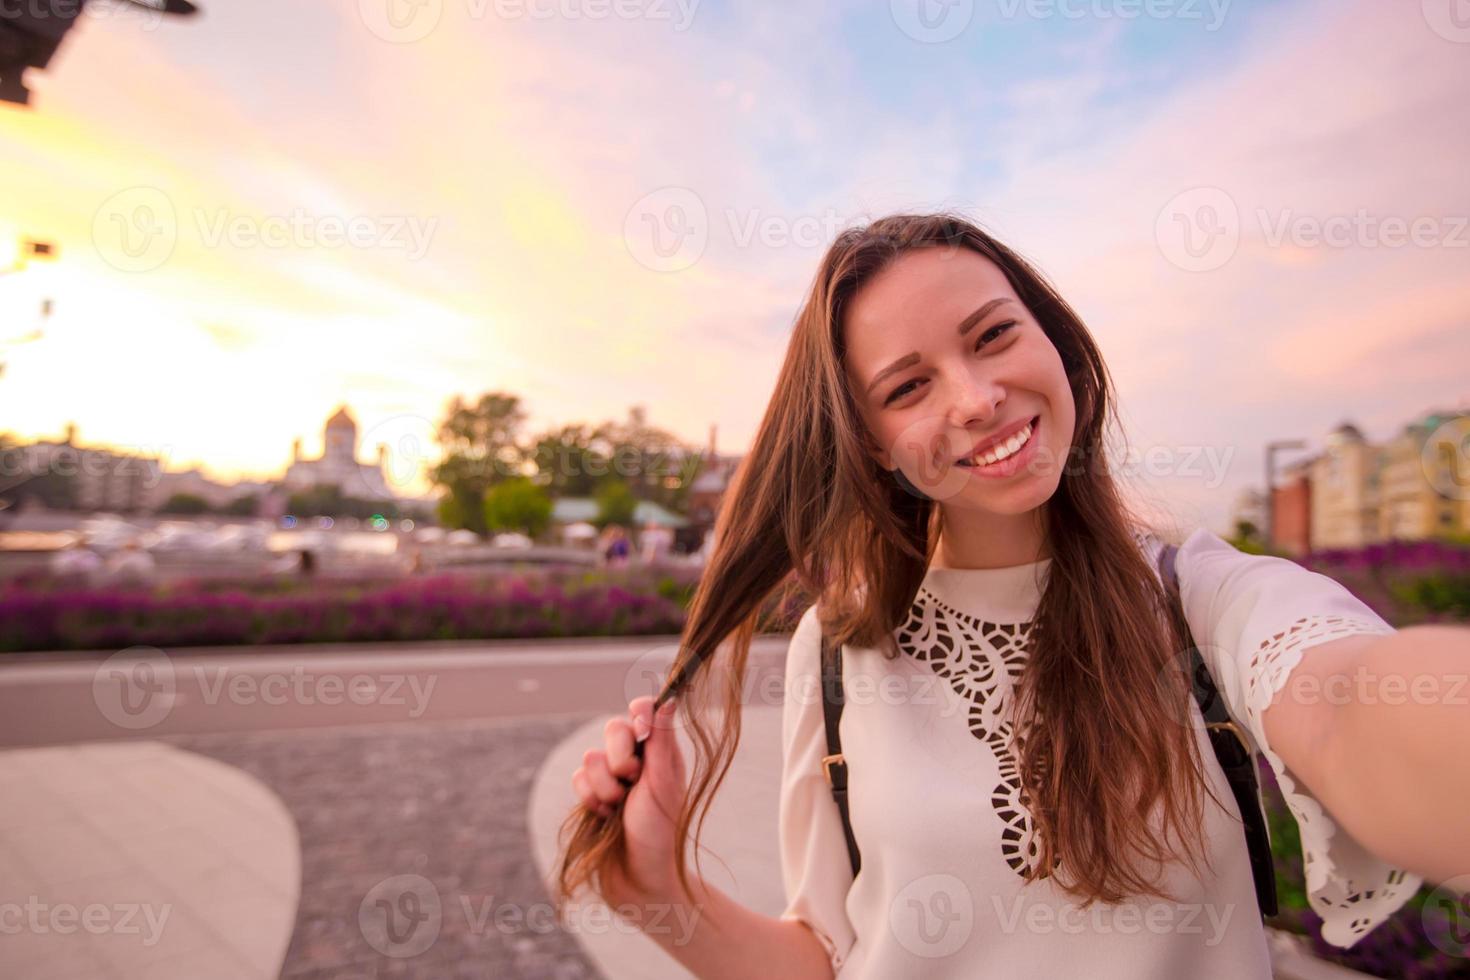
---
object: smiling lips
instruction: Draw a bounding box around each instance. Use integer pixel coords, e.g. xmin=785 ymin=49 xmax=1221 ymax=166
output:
xmin=956 ymin=415 xmax=1039 ymax=468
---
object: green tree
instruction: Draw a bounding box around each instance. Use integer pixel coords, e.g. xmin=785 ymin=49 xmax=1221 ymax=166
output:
xmin=287 ymin=484 xmax=399 ymax=520
xmin=594 ymin=477 xmax=638 ymax=529
xmin=430 ymin=392 xmax=528 ymax=534
xmin=223 ymin=494 xmax=259 ymax=517
xmin=161 ymin=493 xmax=211 ymax=515
xmin=531 ymin=422 xmax=612 ymax=498
xmin=483 ymin=476 xmax=552 ymax=537
xmin=600 ymin=407 xmax=697 ymax=513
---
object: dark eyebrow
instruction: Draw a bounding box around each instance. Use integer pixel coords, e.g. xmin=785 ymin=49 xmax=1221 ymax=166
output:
xmin=863 ymin=297 xmax=1017 ymax=399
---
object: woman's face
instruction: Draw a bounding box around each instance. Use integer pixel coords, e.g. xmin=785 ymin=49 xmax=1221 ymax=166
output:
xmin=841 ymin=246 xmax=1077 ymax=519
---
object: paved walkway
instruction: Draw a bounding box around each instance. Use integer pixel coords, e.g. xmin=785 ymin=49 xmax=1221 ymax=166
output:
xmin=177 ymin=714 xmax=597 ymax=978
xmin=0 ymin=741 xmax=299 ymax=979
xmin=0 ymin=704 xmax=1340 ymax=979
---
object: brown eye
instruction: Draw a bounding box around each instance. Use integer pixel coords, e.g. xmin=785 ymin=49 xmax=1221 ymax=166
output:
xmin=975 ymin=320 xmax=1018 ymax=351
xmin=885 ymin=378 xmax=921 ymax=405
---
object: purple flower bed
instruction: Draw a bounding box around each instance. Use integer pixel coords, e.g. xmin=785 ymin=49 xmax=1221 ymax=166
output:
xmin=0 ymin=565 xmax=705 ymax=652
xmin=1300 ymin=538 xmax=1470 ymax=626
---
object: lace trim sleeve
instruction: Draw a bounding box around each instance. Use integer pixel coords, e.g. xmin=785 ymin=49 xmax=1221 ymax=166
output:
xmin=1245 ymin=613 xmax=1421 ymax=945
xmin=1170 ymin=529 xmax=1424 ymax=948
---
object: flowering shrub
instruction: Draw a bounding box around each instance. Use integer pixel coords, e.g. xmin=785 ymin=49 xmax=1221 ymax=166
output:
xmin=0 ymin=564 xmax=705 ymax=652
xmin=1301 ymin=538 xmax=1470 ymax=626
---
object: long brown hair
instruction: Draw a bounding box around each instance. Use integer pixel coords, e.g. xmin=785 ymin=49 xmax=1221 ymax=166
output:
xmin=555 ymin=211 xmax=1223 ymax=915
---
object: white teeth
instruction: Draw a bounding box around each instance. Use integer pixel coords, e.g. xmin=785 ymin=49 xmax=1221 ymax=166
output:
xmin=968 ymin=420 xmax=1033 ymax=467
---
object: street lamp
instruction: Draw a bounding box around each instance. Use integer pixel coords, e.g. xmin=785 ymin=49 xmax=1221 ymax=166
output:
xmin=1264 ymin=439 xmax=1308 ymax=550
xmin=0 ymin=239 xmax=58 ymax=277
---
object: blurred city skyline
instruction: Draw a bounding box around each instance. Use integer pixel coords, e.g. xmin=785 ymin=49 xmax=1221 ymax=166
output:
xmin=1 ymin=0 xmax=1468 ymax=535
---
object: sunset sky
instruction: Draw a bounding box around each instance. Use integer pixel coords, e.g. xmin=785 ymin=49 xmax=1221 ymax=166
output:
xmin=1 ymin=0 xmax=1466 ymax=532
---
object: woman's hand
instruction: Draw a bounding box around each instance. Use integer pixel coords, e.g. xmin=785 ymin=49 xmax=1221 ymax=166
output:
xmin=571 ymin=696 xmax=687 ymax=903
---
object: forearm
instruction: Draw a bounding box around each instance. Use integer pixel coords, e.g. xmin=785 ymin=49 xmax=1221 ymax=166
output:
xmin=1314 ymin=625 xmax=1470 ymax=881
xmin=605 ymin=870 xmax=834 ymax=980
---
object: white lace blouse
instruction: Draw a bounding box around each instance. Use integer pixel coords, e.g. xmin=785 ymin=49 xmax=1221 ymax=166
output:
xmin=777 ymin=526 xmax=1421 ymax=979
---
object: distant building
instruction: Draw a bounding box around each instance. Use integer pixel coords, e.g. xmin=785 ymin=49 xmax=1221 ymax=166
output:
xmin=685 ymin=424 xmax=741 ymax=545
xmin=1268 ymin=408 xmax=1470 ymax=553
xmin=5 ymin=423 xmax=161 ymax=513
xmin=1270 ymin=459 xmax=1313 ymax=557
xmin=1310 ymin=422 xmax=1381 ymax=550
xmin=149 ymin=467 xmax=245 ymax=511
xmin=282 ymin=406 xmax=395 ymax=501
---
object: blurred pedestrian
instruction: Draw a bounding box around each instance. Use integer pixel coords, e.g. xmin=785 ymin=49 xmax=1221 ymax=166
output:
xmin=639 ymin=519 xmax=674 ymax=564
xmin=600 ymin=524 xmax=631 ymax=567
xmin=49 ymin=539 xmax=103 ymax=584
xmin=102 ymin=539 xmax=156 ymax=585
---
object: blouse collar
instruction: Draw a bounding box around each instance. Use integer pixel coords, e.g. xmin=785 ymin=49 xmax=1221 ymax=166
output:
xmin=918 ymin=556 xmax=1053 ymax=624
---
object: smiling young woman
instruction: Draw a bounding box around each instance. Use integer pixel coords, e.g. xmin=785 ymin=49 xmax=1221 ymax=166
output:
xmin=552 ymin=212 xmax=1467 ymax=979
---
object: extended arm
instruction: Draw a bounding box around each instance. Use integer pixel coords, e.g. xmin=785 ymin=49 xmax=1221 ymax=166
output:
xmin=1262 ymin=624 xmax=1470 ymax=883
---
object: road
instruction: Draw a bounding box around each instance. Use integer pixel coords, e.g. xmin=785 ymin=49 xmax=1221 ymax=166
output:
xmin=0 ymin=635 xmax=792 ymax=747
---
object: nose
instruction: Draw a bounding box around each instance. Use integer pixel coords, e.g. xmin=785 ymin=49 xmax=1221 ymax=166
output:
xmin=946 ymin=371 xmax=1004 ymax=430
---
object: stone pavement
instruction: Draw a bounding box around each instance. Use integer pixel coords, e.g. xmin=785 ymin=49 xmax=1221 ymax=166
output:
xmin=176 ymin=714 xmax=599 ymax=979
xmin=0 ymin=701 xmax=1338 ymax=979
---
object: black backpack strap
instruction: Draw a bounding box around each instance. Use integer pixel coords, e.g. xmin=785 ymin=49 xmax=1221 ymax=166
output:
xmin=1158 ymin=542 xmax=1279 ymax=917
xmin=819 ymin=630 xmax=861 ymax=878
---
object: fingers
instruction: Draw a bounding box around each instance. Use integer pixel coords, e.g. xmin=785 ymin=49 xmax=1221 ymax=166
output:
xmin=571 ymin=766 xmax=612 ymax=818
xmin=605 ymin=716 xmax=640 ymax=781
xmin=628 ymin=696 xmax=655 ymax=741
xmin=642 ymin=699 xmax=683 ymax=776
xmin=582 ymin=749 xmax=624 ymax=808
xmin=570 ymin=700 xmax=662 ymax=819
